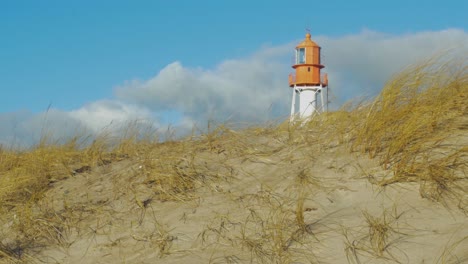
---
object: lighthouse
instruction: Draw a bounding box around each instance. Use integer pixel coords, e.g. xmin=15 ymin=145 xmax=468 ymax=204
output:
xmin=289 ymin=32 xmax=328 ymax=120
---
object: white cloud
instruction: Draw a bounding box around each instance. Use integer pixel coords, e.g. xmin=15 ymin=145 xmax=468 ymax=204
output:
xmin=0 ymin=109 xmax=85 ymax=148
xmin=116 ymin=28 xmax=468 ymax=123
xmin=316 ymin=29 xmax=468 ymax=102
xmin=1 ymin=29 xmax=466 ymax=147
xmin=69 ymin=100 xmax=154 ymax=134
xmin=115 ymin=45 xmax=292 ymax=123
xmin=0 ymin=102 xmax=157 ymax=148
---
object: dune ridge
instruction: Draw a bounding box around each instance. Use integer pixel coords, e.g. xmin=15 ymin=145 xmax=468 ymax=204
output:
xmin=0 ymin=55 xmax=467 ymax=263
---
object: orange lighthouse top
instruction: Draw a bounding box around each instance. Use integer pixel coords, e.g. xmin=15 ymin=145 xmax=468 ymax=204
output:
xmin=296 ymin=33 xmax=319 ymax=48
xmin=288 ymin=32 xmax=328 ymax=87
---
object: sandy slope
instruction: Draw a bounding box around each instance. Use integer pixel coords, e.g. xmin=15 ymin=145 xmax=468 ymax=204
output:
xmin=3 ymin=128 xmax=464 ymax=264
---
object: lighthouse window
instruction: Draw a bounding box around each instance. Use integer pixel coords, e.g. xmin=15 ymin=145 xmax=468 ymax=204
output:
xmin=297 ymin=48 xmax=305 ymax=64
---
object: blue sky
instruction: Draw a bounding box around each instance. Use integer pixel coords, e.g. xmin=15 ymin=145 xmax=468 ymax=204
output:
xmin=0 ymin=0 xmax=467 ymax=145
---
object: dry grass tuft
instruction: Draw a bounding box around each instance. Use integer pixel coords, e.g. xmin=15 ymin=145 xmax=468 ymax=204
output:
xmin=362 ymin=209 xmax=401 ymax=257
xmin=343 ymin=206 xmax=405 ymax=263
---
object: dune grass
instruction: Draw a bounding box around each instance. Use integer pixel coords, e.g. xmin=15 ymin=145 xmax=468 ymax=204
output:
xmin=349 ymin=55 xmax=468 ymax=208
xmin=0 ymin=54 xmax=466 ymax=262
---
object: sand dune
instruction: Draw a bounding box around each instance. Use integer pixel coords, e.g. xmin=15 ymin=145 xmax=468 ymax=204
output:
xmin=1 ymin=56 xmax=467 ymax=263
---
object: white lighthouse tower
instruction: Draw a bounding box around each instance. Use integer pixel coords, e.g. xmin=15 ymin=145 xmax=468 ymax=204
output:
xmin=289 ymin=32 xmax=328 ymax=120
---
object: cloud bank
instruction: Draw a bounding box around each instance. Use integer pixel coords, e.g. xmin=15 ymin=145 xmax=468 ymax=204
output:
xmin=0 ymin=101 xmax=154 ymax=147
xmin=1 ymin=29 xmax=466 ymax=147
xmin=116 ymin=28 xmax=467 ymax=122
xmin=115 ymin=45 xmax=291 ymax=123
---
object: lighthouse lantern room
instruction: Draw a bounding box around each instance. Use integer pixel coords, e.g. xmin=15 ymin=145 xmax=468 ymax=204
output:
xmin=289 ymin=32 xmax=328 ymax=120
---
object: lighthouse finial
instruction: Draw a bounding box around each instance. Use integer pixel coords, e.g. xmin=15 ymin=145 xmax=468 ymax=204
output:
xmin=305 ymin=28 xmax=311 ymax=39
